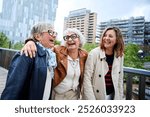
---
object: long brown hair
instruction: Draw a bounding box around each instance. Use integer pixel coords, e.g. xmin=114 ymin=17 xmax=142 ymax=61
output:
xmin=100 ymin=26 xmax=124 ymax=57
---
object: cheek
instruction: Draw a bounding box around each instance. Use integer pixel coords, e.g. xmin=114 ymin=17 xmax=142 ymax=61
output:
xmin=76 ymin=39 xmax=80 ymax=46
xmin=111 ymin=38 xmax=117 ymax=44
xmin=62 ymin=40 xmax=69 ymax=46
xmin=114 ymin=39 xmax=117 ymax=44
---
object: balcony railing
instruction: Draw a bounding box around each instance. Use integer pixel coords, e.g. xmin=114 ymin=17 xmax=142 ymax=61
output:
xmin=124 ymin=67 xmax=150 ymax=100
xmin=0 ymin=47 xmax=18 ymax=69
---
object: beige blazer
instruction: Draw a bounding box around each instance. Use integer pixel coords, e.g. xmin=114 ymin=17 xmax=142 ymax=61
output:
xmin=83 ymin=47 xmax=124 ymax=100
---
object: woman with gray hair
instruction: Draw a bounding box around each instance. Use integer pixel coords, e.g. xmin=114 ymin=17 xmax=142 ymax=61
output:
xmin=1 ymin=22 xmax=57 ymax=100
xmin=20 ymin=28 xmax=88 ymax=100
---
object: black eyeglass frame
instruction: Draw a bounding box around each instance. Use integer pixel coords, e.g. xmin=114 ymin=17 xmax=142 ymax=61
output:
xmin=48 ymin=30 xmax=57 ymax=37
xmin=63 ymin=34 xmax=79 ymax=41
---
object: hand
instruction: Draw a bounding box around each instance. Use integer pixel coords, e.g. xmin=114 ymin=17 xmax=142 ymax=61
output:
xmin=51 ymin=47 xmax=54 ymax=51
xmin=21 ymin=41 xmax=37 ymax=58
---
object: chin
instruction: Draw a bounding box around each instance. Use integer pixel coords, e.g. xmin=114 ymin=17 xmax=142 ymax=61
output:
xmin=50 ymin=44 xmax=54 ymax=47
xmin=104 ymin=44 xmax=109 ymax=47
xmin=67 ymin=47 xmax=75 ymax=50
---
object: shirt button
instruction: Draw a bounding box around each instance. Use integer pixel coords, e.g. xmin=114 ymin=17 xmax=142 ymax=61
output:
xmin=99 ymin=74 xmax=101 ymax=77
xmin=100 ymin=59 xmax=102 ymax=61
xmin=96 ymin=90 xmax=99 ymax=93
xmin=119 ymin=71 xmax=121 ymax=74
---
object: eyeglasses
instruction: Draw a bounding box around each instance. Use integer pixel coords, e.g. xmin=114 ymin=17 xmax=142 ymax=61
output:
xmin=48 ymin=30 xmax=57 ymax=37
xmin=63 ymin=34 xmax=79 ymax=41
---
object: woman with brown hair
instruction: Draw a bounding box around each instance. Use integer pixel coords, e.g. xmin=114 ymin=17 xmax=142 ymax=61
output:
xmin=83 ymin=26 xmax=124 ymax=100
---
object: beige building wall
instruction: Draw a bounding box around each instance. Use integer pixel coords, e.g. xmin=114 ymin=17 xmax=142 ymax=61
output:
xmin=64 ymin=8 xmax=97 ymax=43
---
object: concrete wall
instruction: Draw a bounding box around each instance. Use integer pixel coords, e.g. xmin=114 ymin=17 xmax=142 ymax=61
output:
xmin=0 ymin=48 xmax=18 ymax=69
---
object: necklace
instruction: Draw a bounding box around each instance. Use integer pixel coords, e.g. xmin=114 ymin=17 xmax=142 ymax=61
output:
xmin=70 ymin=60 xmax=78 ymax=69
xmin=68 ymin=56 xmax=80 ymax=91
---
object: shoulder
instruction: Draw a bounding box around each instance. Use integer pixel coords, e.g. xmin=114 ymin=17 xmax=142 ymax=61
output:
xmin=79 ymin=48 xmax=88 ymax=57
xmin=54 ymin=45 xmax=66 ymax=53
xmin=36 ymin=44 xmax=46 ymax=56
xmin=10 ymin=52 xmax=34 ymax=67
xmin=89 ymin=47 xmax=101 ymax=55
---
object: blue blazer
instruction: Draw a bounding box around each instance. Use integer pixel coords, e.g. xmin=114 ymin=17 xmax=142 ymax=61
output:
xmin=1 ymin=44 xmax=48 ymax=100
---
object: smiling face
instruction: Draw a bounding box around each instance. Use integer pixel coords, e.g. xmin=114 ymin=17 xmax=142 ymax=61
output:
xmin=102 ymin=29 xmax=117 ymax=51
xmin=64 ymin=32 xmax=80 ymax=51
xmin=100 ymin=27 xmax=124 ymax=57
xmin=35 ymin=29 xmax=57 ymax=49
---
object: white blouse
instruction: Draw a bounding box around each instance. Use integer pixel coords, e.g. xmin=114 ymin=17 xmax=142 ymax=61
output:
xmin=43 ymin=68 xmax=52 ymax=100
xmin=54 ymin=56 xmax=80 ymax=94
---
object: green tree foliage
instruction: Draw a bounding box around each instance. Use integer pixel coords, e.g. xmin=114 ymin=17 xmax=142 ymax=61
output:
xmin=124 ymin=43 xmax=144 ymax=69
xmin=11 ymin=41 xmax=24 ymax=50
xmin=0 ymin=32 xmax=10 ymax=48
xmin=54 ymin=40 xmax=61 ymax=45
xmin=83 ymin=43 xmax=98 ymax=52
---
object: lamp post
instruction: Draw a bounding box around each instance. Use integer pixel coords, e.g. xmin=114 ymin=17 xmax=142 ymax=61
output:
xmin=9 ymin=41 xmax=11 ymax=49
xmin=137 ymin=50 xmax=144 ymax=59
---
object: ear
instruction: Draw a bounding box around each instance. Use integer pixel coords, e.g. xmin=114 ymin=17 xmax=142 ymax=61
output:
xmin=34 ymin=33 xmax=41 ymax=42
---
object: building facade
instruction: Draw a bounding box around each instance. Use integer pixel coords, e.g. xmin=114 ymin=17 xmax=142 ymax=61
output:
xmin=64 ymin=8 xmax=97 ymax=43
xmin=145 ymin=22 xmax=150 ymax=45
xmin=97 ymin=16 xmax=150 ymax=45
xmin=0 ymin=0 xmax=58 ymax=42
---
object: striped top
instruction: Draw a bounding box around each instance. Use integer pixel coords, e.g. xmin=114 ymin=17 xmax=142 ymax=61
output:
xmin=105 ymin=54 xmax=114 ymax=95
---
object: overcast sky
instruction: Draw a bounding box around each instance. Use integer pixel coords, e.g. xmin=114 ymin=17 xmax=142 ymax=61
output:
xmin=0 ymin=0 xmax=2 ymax=12
xmin=55 ymin=0 xmax=150 ymax=40
xmin=0 ymin=0 xmax=150 ymax=40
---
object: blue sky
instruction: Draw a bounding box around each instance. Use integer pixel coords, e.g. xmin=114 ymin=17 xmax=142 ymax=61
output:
xmin=0 ymin=0 xmax=150 ymax=40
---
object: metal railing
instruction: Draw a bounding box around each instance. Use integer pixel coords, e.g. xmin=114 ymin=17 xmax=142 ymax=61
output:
xmin=0 ymin=47 xmax=18 ymax=69
xmin=124 ymin=67 xmax=150 ymax=100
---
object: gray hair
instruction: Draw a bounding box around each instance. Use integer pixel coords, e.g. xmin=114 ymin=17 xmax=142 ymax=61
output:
xmin=62 ymin=28 xmax=86 ymax=48
xmin=30 ymin=22 xmax=54 ymax=38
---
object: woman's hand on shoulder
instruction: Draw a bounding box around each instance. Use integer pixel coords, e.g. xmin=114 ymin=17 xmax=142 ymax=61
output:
xmin=21 ymin=41 xmax=37 ymax=58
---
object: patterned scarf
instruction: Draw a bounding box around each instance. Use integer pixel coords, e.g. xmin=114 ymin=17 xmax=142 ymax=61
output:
xmin=37 ymin=42 xmax=57 ymax=78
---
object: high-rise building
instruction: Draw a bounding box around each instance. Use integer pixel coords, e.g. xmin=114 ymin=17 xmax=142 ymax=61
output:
xmin=145 ymin=22 xmax=150 ymax=45
xmin=97 ymin=16 xmax=150 ymax=45
xmin=64 ymin=8 xmax=97 ymax=43
xmin=0 ymin=0 xmax=58 ymax=42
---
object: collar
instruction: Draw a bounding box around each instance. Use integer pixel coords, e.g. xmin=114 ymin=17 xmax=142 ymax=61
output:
xmin=99 ymin=47 xmax=106 ymax=59
xmin=98 ymin=47 xmax=117 ymax=59
xmin=36 ymin=43 xmax=47 ymax=56
xmin=67 ymin=55 xmax=79 ymax=61
xmin=58 ymin=46 xmax=87 ymax=59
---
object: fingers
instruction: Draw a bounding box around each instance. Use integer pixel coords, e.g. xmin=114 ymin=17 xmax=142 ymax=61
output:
xmin=21 ymin=45 xmax=30 ymax=57
xmin=20 ymin=45 xmax=29 ymax=56
xmin=26 ymin=42 xmax=36 ymax=58
xmin=27 ymin=45 xmax=33 ymax=58
xmin=20 ymin=47 xmax=24 ymax=55
xmin=20 ymin=41 xmax=37 ymax=58
xmin=51 ymin=47 xmax=54 ymax=51
xmin=30 ymin=44 xmax=37 ymax=57
xmin=24 ymin=49 xmax=29 ymax=57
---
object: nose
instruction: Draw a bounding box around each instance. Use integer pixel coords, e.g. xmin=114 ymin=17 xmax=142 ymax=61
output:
xmin=51 ymin=35 xmax=56 ymax=39
xmin=68 ymin=37 xmax=72 ymax=41
xmin=53 ymin=35 xmax=56 ymax=38
xmin=104 ymin=35 xmax=109 ymax=40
